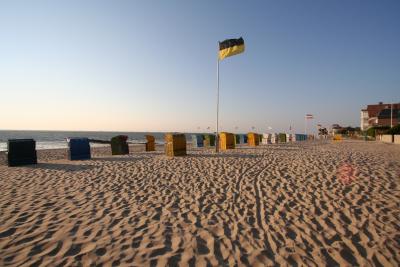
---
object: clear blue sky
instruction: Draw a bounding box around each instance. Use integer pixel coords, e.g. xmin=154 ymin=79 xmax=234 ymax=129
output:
xmin=1 ymin=0 xmax=399 ymax=133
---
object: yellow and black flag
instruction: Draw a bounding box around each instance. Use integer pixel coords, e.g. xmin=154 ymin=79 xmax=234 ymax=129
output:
xmin=219 ymin=37 xmax=245 ymax=60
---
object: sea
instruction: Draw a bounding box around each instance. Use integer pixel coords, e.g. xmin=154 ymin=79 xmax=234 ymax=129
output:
xmin=0 ymin=130 xmax=198 ymax=151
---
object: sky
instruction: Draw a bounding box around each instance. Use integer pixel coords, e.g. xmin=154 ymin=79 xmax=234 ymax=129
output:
xmin=0 ymin=0 xmax=399 ymax=133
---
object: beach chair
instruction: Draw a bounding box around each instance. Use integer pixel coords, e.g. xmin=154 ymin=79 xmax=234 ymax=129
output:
xmin=111 ymin=135 xmax=129 ymax=155
xmin=235 ymin=134 xmax=241 ymax=145
xmin=219 ymin=132 xmax=235 ymax=150
xmin=239 ymin=134 xmax=248 ymax=144
xmin=67 ymin=138 xmax=91 ymax=160
xmin=203 ymin=134 xmax=215 ymax=147
xmin=279 ymin=133 xmax=287 ymax=143
xmin=262 ymin=133 xmax=271 ymax=144
xmin=333 ymin=134 xmax=343 ymax=141
xmin=145 ymin=135 xmax=155 ymax=151
xmin=191 ymin=134 xmax=204 ymax=148
xmin=165 ymin=133 xmax=186 ymax=156
xmin=286 ymin=134 xmax=293 ymax=142
xmin=248 ymin=132 xmax=259 ymax=147
xmin=271 ymin=134 xmax=278 ymax=143
xmin=268 ymin=133 xmax=272 ymax=144
xmin=7 ymin=139 xmax=37 ymax=167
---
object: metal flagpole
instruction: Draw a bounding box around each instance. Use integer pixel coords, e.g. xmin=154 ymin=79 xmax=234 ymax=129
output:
xmin=216 ymin=48 xmax=220 ymax=153
xmin=391 ymin=102 xmax=393 ymax=128
xmin=304 ymin=116 xmax=307 ymax=135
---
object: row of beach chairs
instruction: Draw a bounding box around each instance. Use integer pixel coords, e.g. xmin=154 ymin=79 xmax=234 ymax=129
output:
xmin=6 ymin=135 xmax=156 ymax=167
xmin=261 ymin=133 xmax=310 ymax=144
xmin=5 ymin=132 xmax=314 ymax=166
xmin=167 ymin=133 xmax=314 ymax=156
xmin=192 ymin=133 xmax=313 ymax=148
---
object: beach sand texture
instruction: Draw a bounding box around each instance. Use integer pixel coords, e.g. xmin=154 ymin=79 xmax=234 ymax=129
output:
xmin=0 ymin=141 xmax=399 ymax=266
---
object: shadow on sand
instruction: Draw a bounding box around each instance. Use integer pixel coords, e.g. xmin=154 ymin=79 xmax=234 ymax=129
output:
xmin=28 ymin=163 xmax=96 ymax=172
xmin=188 ymin=153 xmax=262 ymax=159
xmin=93 ymin=156 xmax=143 ymax=162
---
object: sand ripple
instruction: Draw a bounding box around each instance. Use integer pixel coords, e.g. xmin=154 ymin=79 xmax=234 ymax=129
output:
xmin=0 ymin=141 xmax=399 ymax=266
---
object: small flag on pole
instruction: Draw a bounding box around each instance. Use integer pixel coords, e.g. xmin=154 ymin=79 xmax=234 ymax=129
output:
xmin=219 ymin=37 xmax=245 ymax=60
xmin=305 ymin=114 xmax=314 ymax=119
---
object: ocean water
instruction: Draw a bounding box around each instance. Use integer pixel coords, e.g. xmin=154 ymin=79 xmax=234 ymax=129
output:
xmin=0 ymin=130 xmax=198 ymax=151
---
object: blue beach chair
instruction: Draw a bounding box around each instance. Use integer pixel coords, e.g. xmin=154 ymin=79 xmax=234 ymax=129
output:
xmin=67 ymin=138 xmax=91 ymax=160
xmin=192 ymin=134 xmax=204 ymax=148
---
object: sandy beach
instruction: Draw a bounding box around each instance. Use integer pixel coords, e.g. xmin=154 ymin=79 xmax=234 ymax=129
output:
xmin=0 ymin=140 xmax=399 ymax=266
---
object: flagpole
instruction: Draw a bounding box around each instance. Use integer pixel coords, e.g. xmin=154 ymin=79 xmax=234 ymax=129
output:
xmin=390 ymin=102 xmax=393 ymax=128
xmin=216 ymin=49 xmax=220 ymax=153
xmin=304 ymin=116 xmax=307 ymax=135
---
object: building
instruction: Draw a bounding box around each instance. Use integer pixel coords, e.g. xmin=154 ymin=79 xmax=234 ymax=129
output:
xmin=360 ymin=109 xmax=369 ymax=131
xmin=360 ymin=102 xmax=400 ymax=131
